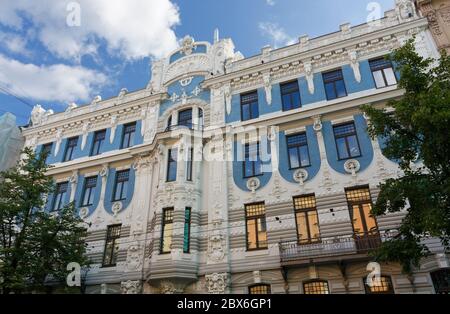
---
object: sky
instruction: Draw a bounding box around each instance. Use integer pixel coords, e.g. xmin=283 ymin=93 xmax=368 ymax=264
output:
xmin=0 ymin=0 xmax=395 ymax=126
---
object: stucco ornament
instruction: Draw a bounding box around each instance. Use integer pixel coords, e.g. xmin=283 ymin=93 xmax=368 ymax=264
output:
xmin=246 ymin=177 xmax=261 ymax=193
xmin=349 ymin=50 xmax=361 ymax=83
xmin=396 ymin=0 xmax=417 ymax=22
xmin=110 ymin=115 xmax=118 ymax=144
xmin=223 ymin=84 xmax=232 ymax=115
xmin=304 ymin=62 xmax=315 ymax=94
xmin=312 ymin=115 xmax=322 ymax=132
xmin=112 ymin=201 xmax=123 ymax=217
xmin=160 ymin=281 xmax=177 ymax=294
xmin=65 ymin=102 xmax=78 ymax=113
xmin=344 ymin=159 xmax=361 ymax=176
xmin=293 ymin=168 xmax=309 ymax=185
xmin=100 ymin=165 xmax=109 ymax=177
xmin=205 ymin=273 xmax=228 ymax=294
xmin=79 ymin=207 xmax=89 ymax=219
xmin=54 ymin=129 xmax=63 ymax=156
xmin=126 ymin=244 xmax=142 ymax=271
xmin=118 ymin=88 xmax=128 ymax=99
xmin=181 ymin=35 xmax=195 ymax=56
xmin=207 ymin=232 xmax=226 ymax=263
xmin=121 ymin=280 xmax=141 ymax=294
xmin=31 ymin=105 xmax=53 ymax=126
xmin=263 ymin=72 xmax=272 ymax=105
xmin=81 ymin=122 xmax=91 ymax=150
xmin=179 ymin=76 xmax=193 ymax=87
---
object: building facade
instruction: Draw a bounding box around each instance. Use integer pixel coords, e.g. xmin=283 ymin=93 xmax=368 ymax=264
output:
xmin=0 ymin=112 xmax=24 ymax=173
xmin=416 ymin=0 xmax=450 ymax=54
xmin=21 ymin=0 xmax=449 ymax=294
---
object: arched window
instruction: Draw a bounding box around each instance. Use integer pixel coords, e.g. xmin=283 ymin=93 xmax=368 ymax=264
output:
xmin=431 ymin=269 xmax=450 ymax=294
xmin=303 ymin=280 xmax=329 ymax=294
xmin=364 ymin=276 xmax=394 ymax=294
xmin=178 ymin=108 xmax=193 ymax=129
xmin=248 ymin=284 xmax=271 ymax=294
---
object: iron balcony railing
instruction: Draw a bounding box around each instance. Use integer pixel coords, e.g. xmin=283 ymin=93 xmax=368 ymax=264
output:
xmin=279 ymin=231 xmax=396 ymax=263
xmin=164 ymin=123 xmax=203 ymax=132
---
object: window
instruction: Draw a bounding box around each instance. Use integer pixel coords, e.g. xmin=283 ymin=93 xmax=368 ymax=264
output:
xmin=333 ymin=122 xmax=361 ymax=160
xmin=63 ymin=137 xmax=78 ymax=162
xmin=281 ymin=80 xmax=301 ymax=111
xmin=431 ymin=269 xmax=450 ymax=294
xmin=183 ymin=207 xmax=191 ymax=253
xmin=41 ymin=143 xmax=53 ymax=163
xmin=186 ymin=148 xmax=193 ymax=181
xmin=53 ymin=182 xmax=68 ymax=211
xmin=245 ymin=203 xmax=267 ymax=250
xmin=81 ymin=176 xmax=97 ymax=207
xmin=303 ymin=280 xmax=330 ymax=294
xmin=102 ymin=224 xmax=121 ymax=267
xmin=364 ymin=276 xmax=394 ymax=294
xmin=323 ymin=69 xmax=347 ymax=100
xmin=91 ymin=130 xmax=106 ymax=156
xmin=166 ymin=116 xmax=173 ymax=131
xmin=166 ymin=148 xmax=178 ymax=182
xmin=178 ymin=109 xmax=193 ymax=129
xmin=161 ymin=208 xmax=174 ymax=254
xmin=243 ymin=142 xmax=262 ymax=178
xmin=249 ymin=284 xmax=271 ymax=294
xmin=241 ymin=91 xmax=259 ymax=121
xmin=121 ymin=122 xmax=136 ymax=149
xmin=113 ymin=170 xmax=130 ymax=202
xmin=370 ymin=58 xmax=397 ymax=88
xmin=198 ymin=108 xmax=204 ymax=129
xmin=294 ymin=195 xmax=320 ymax=244
xmin=346 ymin=187 xmax=380 ymax=251
xmin=287 ymin=133 xmax=310 ymax=169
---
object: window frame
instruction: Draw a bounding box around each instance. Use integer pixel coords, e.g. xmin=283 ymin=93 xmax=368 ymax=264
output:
xmin=369 ymin=57 xmax=397 ymax=89
xmin=102 ymin=224 xmax=122 ymax=267
xmin=286 ymin=132 xmax=311 ymax=169
xmin=90 ymin=129 xmax=106 ymax=156
xmin=364 ymin=275 xmax=395 ymax=294
xmin=248 ymin=284 xmax=271 ymax=294
xmin=183 ymin=207 xmax=192 ymax=253
xmin=293 ymin=194 xmax=321 ymax=245
xmin=345 ymin=185 xmax=379 ymax=236
xmin=245 ymin=202 xmax=268 ymax=251
xmin=160 ymin=207 xmax=174 ymax=254
xmin=52 ymin=181 xmax=69 ymax=211
xmin=240 ymin=91 xmax=259 ymax=121
xmin=333 ymin=122 xmax=362 ymax=160
xmin=243 ymin=142 xmax=263 ymax=179
xmin=63 ymin=136 xmax=78 ymax=162
xmin=322 ymin=69 xmax=348 ymax=101
xmin=166 ymin=148 xmax=178 ymax=182
xmin=112 ymin=169 xmax=130 ymax=202
xmin=121 ymin=122 xmax=136 ymax=149
xmin=80 ymin=176 xmax=98 ymax=207
xmin=178 ymin=108 xmax=193 ymax=129
xmin=280 ymin=80 xmax=301 ymax=111
xmin=41 ymin=143 xmax=53 ymax=163
xmin=186 ymin=147 xmax=193 ymax=182
xmin=303 ymin=280 xmax=330 ymax=294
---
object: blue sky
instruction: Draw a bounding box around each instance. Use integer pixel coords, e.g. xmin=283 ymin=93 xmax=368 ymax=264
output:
xmin=0 ymin=0 xmax=394 ymax=125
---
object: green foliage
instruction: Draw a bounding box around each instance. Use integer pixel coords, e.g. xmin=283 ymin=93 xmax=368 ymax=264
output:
xmin=362 ymin=40 xmax=450 ymax=274
xmin=0 ymin=147 xmax=89 ymax=294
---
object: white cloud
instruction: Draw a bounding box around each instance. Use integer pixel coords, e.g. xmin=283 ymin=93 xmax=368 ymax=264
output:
xmin=266 ymin=0 xmax=276 ymax=6
xmin=0 ymin=0 xmax=180 ymax=60
xmin=0 ymin=54 xmax=107 ymax=103
xmin=259 ymin=22 xmax=296 ymax=48
xmin=0 ymin=32 xmax=30 ymax=56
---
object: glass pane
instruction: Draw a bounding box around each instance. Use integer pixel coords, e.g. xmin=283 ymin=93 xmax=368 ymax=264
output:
xmin=247 ymin=219 xmax=257 ymax=249
xmin=121 ymin=181 xmax=128 ymax=199
xmin=103 ymin=241 xmax=114 ymax=265
xmin=282 ymin=94 xmax=292 ymax=110
xmin=122 ymin=133 xmax=130 ymax=148
xmin=373 ymin=70 xmax=386 ymax=88
xmin=128 ymin=132 xmax=135 ymax=147
xmin=308 ymin=211 xmax=320 ymax=240
xmin=335 ymin=80 xmax=347 ymax=98
xmin=242 ymin=104 xmax=250 ymax=121
xmin=162 ymin=222 xmax=173 ymax=253
xmin=168 ymin=163 xmax=177 ymax=181
xmin=289 ymin=147 xmax=300 ymax=169
xmin=347 ymin=135 xmax=361 ymax=157
xmin=296 ymin=212 xmax=308 ymax=243
xmin=384 ymin=68 xmax=397 ymax=86
xmin=299 ymin=145 xmax=310 ymax=166
xmin=336 ymin=138 xmax=349 ymax=159
xmin=244 ymin=161 xmax=254 ymax=177
xmin=292 ymin=92 xmax=301 ymax=109
xmin=362 ymin=203 xmax=377 ymax=232
xmin=254 ymin=160 xmax=262 ymax=176
xmin=352 ymin=205 xmax=364 ymax=235
xmin=251 ymin=102 xmax=259 ymax=119
xmin=325 ymin=82 xmax=336 ymax=100
xmin=83 ymin=189 xmax=90 ymax=206
xmin=88 ymin=189 xmax=95 ymax=205
xmin=257 ymin=217 xmax=267 ymax=248
xmin=115 ymin=182 xmax=123 ymax=200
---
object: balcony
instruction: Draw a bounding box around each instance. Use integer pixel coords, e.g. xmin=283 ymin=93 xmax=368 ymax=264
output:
xmin=164 ymin=123 xmax=203 ymax=132
xmin=279 ymin=231 xmax=395 ymax=266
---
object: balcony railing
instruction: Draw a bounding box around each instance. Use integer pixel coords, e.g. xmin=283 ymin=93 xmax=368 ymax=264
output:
xmin=279 ymin=231 xmax=395 ymax=264
xmin=164 ymin=123 xmax=203 ymax=132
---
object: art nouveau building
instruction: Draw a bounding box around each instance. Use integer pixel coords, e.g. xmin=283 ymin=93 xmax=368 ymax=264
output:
xmin=21 ymin=0 xmax=449 ymax=294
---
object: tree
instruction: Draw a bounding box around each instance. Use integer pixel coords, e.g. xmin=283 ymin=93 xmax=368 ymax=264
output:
xmin=0 ymin=147 xmax=89 ymax=294
xmin=362 ymin=40 xmax=450 ymax=274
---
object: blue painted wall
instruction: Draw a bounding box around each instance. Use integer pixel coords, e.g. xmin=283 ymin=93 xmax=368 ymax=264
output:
xmin=322 ymin=114 xmax=374 ymax=174
xmin=342 ymin=61 xmax=376 ymax=94
xmin=103 ymin=167 xmax=136 ymax=215
xmin=299 ymin=73 xmax=327 ymax=106
xmin=232 ymin=137 xmax=272 ymax=192
xmin=278 ymin=126 xmax=321 ymax=184
xmin=74 ymin=174 xmax=102 ymax=218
